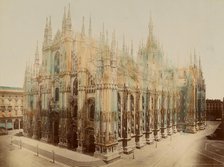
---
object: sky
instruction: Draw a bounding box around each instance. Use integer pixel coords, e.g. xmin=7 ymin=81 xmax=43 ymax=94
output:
xmin=0 ymin=0 xmax=223 ymax=99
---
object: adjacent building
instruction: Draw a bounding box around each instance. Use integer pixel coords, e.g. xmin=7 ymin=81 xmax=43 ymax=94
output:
xmin=0 ymin=86 xmax=23 ymax=130
xmin=23 ymin=6 xmax=206 ymax=162
xmin=206 ymin=99 xmax=223 ymax=120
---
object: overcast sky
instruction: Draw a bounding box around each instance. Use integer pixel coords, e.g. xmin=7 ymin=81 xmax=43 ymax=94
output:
xmin=0 ymin=0 xmax=223 ymax=99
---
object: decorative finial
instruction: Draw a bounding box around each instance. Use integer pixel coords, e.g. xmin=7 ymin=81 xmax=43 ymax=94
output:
xmin=81 ymin=16 xmax=85 ymax=36
xmin=88 ymin=16 xmax=92 ymax=37
xmin=122 ymin=34 xmax=125 ymax=52
xmin=67 ymin=3 xmax=71 ymax=19
xmin=131 ymin=40 xmax=133 ymax=58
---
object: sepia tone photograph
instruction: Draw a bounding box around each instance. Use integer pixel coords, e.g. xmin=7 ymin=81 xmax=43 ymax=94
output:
xmin=0 ymin=0 xmax=224 ymax=166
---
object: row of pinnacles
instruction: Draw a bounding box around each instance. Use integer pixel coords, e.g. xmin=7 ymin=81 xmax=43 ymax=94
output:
xmin=23 ymin=5 xmax=206 ymax=162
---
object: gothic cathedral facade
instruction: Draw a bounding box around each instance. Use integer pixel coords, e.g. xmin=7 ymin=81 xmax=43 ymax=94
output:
xmin=23 ymin=6 xmax=206 ymax=162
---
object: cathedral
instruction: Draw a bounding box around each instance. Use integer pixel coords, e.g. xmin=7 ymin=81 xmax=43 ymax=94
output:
xmin=23 ymin=5 xmax=206 ymax=162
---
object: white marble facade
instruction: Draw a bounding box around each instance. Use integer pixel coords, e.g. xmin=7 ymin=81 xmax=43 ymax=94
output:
xmin=23 ymin=5 xmax=206 ymax=162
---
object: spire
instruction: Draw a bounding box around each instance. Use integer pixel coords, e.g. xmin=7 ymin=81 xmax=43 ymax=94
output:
xmin=48 ymin=16 xmax=52 ymax=43
xmin=194 ymin=48 xmax=197 ymax=67
xmin=190 ymin=51 xmax=192 ymax=66
xmin=138 ymin=41 xmax=141 ymax=56
xmin=111 ymin=30 xmax=116 ymax=64
xmin=148 ymin=15 xmax=153 ymax=35
xmin=106 ymin=30 xmax=108 ymax=45
xmin=111 ymin=30 xmax=116 ymax=51
xmin=81 ymin=16 xmax=85 ymax=36
xmin=35 ymin=41 xmax=39 ymax=64
xmin=199 ymin=56 xmax=201 ymax=69
xmin=43 ymin=17 xmax=49 ymax=47
xmin=45 ymin=17 xmax=48 ymax=29
xmin=131 ymin=40 xmax=133 ymax=58
xmin=147 ymin=15 xmax=154 ymax=48
xmin=116 ymin=40 xmax=119 ymax=55
xmin=62 ymin=7 xmax=67 ymax=33
xmin=63 ymin=7 xmax=67 ymax=22
xmin=88 ymin=16 xmax=92 ymax=37
xmin=122 ymin=34 xmax=125 ymax=52
xmin=49 ymin=16 xmax=51 ymax=28
xmin=102 ymin=22 xmax=105 ymax=42
xmin=67 ymin=3 xmax=71 ymax=19
xmin=66 ymin=3 xmax=72 ymax=30
xmin=25 ymin=60 xmax=28 ymax=72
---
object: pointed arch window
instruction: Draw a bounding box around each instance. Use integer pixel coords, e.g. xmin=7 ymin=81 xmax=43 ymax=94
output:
xmin=54 ymin=52 xmax=60 ymax=74
xmin=55 ymin=88 xmax=59 ymax=102
xmin=142 ymin=96 xmax=145 ymax=110
xmin=90 ymin=104 xmax=95 ymax=120
xmin=117 ymin=93 xmax=121 ymax=137
xmin=142 ymin=96 xmax=145 ymax=131
xmin=88 ymin=98 xmax=95 ymax=121
xmin=130 ymin=95 xmax=135 ymax=134
xmin=73 ymin=104 xmax=77 ymax=118
xmin=30 ymin=95 xmax=33 ymax=110
xmin=73 ymin=78 xmax=78 ymax=96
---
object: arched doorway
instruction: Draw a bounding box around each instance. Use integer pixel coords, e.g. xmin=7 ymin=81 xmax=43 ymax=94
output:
xmin=69 ymin=103 xmax=78 ymax=149
xmin=49 ymin=112 xmax=59 ymax=144
xmin=20 ymin=119 xmax=23 ymax=129
xmin=89 ymin=134 xmax=95 ymax=152
xmin=67 ymin=78 xmax=79 ymax=150
xmin=67 ymin=122 xmax=78 ymax=149
xmin=88 ymin=98 xmax=95 ymax=121
xmin=14 ymin=119 xmax=19 ymax=129
xmin=85 ymin=128 xmax=95 ymax=153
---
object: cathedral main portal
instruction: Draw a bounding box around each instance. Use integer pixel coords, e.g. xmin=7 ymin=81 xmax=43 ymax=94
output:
xmin=49 ymin=112 xmax=59 ymax=144
xmin=84 ymin=127 xmax=95 ymax=153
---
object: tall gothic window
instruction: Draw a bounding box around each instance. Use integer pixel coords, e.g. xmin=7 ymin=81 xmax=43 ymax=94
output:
xmin=30 ymin=95 xmax=33 ymax=110
xmin=118 ymin=93 xmax=121 ymax=137
xmin=73 ymin=78 xmax=78 ymax=96
xmin=73 ymin=104 xmax=77 ymax=118
xmin=55 ymin=88 xmax=59 ymax=102
xmin=90 ymin=104 xmax=94 ymax=120
xmin=88 ymin=99 xmax=95 ymax=121
xmin=142 ymin=96 xmax=145 ymax=131
xmin=142 ymin=96 xmax=145 ymax=110
xmin=54 ymin=52 xmax=60 ymax=74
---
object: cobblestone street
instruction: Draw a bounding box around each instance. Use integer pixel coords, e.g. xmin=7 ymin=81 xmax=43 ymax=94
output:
xmin=104 ymin=121 xmax=224 ymax=167
xmin=1 ymin=121 xmax=223 ymax=167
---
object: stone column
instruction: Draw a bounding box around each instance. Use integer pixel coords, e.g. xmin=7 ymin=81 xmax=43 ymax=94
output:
xmin=167 ymin=93 xmax=173 ymax=135
xmin=145 ymin=91 xmax=154 ymax=144
xmin=122 ymin=87 xmax=133 ymax=154
xmin=135 ymin=89 xmax=146 ymax=148
xmin=94 ymin=83 xmax=120 ymax=162
xmin=185 ymin=82 xmax=197 ymax=133
xmin=76 ymin=70 xmax=87 ymax=153
xmin=154 ymin=92 xmax=161 ymax=141
xmin=58 ymin=90 xmax=69 ymax=148
xmin=161 ymin=93 xmax=168 ymax=138
xmin=172 ymin=93 xmax=177 ymax=133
